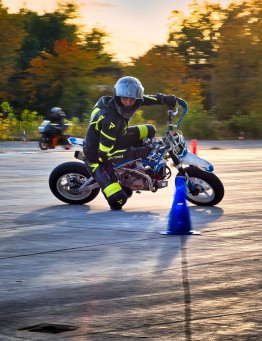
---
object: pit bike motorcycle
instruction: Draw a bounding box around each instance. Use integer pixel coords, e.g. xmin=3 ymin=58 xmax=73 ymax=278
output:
xmin=49 ymin=98 xmax=224 ymax=207
xmin=38 ymin=120 xmax=72 ymax=150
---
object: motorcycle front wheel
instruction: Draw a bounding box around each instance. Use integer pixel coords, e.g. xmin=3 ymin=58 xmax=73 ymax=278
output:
xmin=179 ymin=166 xmax=224 ymax=206
xmin=49 ymin=161 xmax=100 ymax=204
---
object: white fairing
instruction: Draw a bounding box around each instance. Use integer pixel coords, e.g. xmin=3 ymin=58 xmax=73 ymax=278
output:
xmin=38 ymin=120 xmax=51 ymax=133
xmin=180 ymin=148 xmax=214 ymax=172
xmin=68 ymin=137 xmax=84 ymax=146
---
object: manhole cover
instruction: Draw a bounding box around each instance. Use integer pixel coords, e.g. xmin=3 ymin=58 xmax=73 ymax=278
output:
xmin=19 ymin=323 xmax=77 ymax=334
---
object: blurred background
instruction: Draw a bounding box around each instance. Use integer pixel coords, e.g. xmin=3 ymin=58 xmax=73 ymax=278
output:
xmin=0 ymin=0 xmax=261 ymax=140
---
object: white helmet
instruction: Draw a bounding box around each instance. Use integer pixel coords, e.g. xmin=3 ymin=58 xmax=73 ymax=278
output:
xmin=114 ymin=76 xmax=144 ymax=119
xmin=51 ymin=107 xmax=62 ymax=114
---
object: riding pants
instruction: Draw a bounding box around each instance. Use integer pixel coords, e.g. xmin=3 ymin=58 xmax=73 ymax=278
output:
xmin=84 ymin=124 xmax=156 ymax=209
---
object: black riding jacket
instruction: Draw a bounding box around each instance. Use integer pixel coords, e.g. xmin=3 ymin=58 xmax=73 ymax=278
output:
xmin=49 ymin=113 xmax=66 ymax=127
xmin=83 ymin=95 xmax=162 ymax=163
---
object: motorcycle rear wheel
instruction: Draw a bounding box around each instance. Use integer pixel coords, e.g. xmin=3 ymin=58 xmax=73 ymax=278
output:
xmin=39 ymin=136 xmax=50 ymax=150
xmin=180 ymin=166 xmax=224 ymax=206
xmin=49 ymin=161 xmax=100 ymax=204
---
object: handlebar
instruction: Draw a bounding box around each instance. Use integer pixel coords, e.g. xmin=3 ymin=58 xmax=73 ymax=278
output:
xmin=176 ymin=98 xmax=188 ymax=129
xmin=167 ymin=98 xmax=188 ymax=129
xmin=177 ymin=97 xmax=188 ymax=108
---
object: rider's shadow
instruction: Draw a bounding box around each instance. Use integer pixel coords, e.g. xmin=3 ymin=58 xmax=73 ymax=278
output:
xmin=13 ymin=205 xmax=161 ymax=264
xmin=14 ymin=204 xmax=160 ymax=229
xmin=14 ymin=204 xmax=92 ymax=227
xmin=14 ymin=205 xmax=223 ymax=270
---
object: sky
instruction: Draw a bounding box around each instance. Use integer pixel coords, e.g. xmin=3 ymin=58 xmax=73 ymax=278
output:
xmin=4 ymin=0 xmax=233 ymax=62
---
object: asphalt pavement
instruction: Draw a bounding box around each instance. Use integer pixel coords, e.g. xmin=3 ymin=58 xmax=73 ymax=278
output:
xmin=0 ymin=140 xmax=261 ymax=340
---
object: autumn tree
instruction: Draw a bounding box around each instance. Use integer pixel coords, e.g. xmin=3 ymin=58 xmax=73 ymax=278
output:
xmin=167 ymin=1 xmax=226 ymax=111
xmin=167 ymin=1 xmax=225 ymax=66
xmin=125 ymin=45 xmax=203 ymax=126
xmin=0 ymin=1 xmax=26 ymax=102
xmin=7 ymin=2 xmax=81 ymax=112
xmin=84 ymin=28 xmax=112 ymax=59
xmin=213 ymin=0 xmax=262 ymax=122
xmin=18 ymin=3 xmax=79 ymax=70
xmin=82 ymin=27 xmax=121 ymax=84
xmin=20 ymin=39 xmax=116 ymax=117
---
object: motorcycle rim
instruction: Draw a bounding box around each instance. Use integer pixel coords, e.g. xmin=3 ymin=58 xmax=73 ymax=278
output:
xmin=49 ymin=162 xmax=100 ymax=204
xmin=181 ymin=166 xmax=224 ymax=206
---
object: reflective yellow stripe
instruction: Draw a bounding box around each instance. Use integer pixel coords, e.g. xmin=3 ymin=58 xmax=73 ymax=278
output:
xmin=103 ymin=182 xmax=122 ymax=198
xmin=138 ymin=125 xmax=148 ymax=139
xmin=108 ymin=149 xmax=126 ymax=157
xmin=143 ymin=95 xmax=157 ymax=101
xmin=89 ymin=163 xmax=99 ymax=172
xmin=99 ymin=143 xmax=113 ymax=153
xmin=101 ymin=130 xmax=116 ymax=141
xmin=90 ymin=107 xmax=100 ymax=118
xmin=90 ymin=115 xmax=104 ymax=130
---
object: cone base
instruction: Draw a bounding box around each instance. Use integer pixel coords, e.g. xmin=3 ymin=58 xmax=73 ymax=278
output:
xmin=160 ymin=230 xmax=201 ymax=235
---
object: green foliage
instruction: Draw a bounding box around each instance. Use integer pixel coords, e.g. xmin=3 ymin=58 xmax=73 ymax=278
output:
xmin=18 ymin=3 xmax=79 ymax=70
xmin=84 ymin=27 xmax=112 ymax=61
xmin=0 ymin=3 xmax=26 ymax=101
xmin=0 ymin=102 xmax=42 ymax=140
xmin=0 ymin=101 xmax=261 ymax=141
xmin=128 ymin=110 xmax=149 ymax=126
xmin=19 ymin=39 xmax=116 ymax=116
xmin=0 ymin=0 xmax=261 ymax=140
xmin=167 ymin=0 xmax=262 ymax=126
xmin=177 ymin=106 xmax=219 ymax=139
xmin=0 ymin=102 xmax=16 ymax=140
xmin=125 ymin=45 xmax=203 ymax=125
xmin=19 ymin=109 xmax=43 ymax=139
xmin=213 ymin=0 xmax=262 ymax=118
xmin=227 ymin=111 xmax=262 ymax=139
xmin=1 ymin=101 xmax=14 ymax=115
xmin=167 ymin=2 xmax=225 ymax=65
xmin=66 ymin=117 xmax=87 ymax=138
xmin=0 ymin=113 xmax=17 ymax=140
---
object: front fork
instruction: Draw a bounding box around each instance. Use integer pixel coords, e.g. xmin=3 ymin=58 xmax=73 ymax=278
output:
xmin=168 ymin=150 xmax=200 ymax=196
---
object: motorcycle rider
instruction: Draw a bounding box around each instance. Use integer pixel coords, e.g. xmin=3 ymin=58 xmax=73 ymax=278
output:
xmin=49 ymin=107 xmax=66 ymax=128
xmin=48 ymin=107 xmax=70 ymax=147
xmin=83 ymin=76 xmax=176 ymax=210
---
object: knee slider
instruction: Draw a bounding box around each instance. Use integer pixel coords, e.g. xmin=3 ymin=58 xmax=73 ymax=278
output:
xmin=107 ymin=189 xmax=127 ymax=208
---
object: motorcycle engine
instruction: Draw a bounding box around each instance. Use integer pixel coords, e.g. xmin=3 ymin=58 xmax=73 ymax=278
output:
xmin=117 ymin=171 xmax=149 ymax=191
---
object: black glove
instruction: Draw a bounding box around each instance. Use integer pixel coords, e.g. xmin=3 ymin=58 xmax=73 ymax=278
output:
xmin=125 ymin=146 xmax=152 ymax=160
xmin=134 ymin=146 xmax=152 ymax=159
xmin=157 ymin=93 xmax=176 ymax=108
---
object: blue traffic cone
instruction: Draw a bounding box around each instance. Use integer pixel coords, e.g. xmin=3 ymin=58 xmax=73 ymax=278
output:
xmin=162 ymin=176 xmax=200 ymax=235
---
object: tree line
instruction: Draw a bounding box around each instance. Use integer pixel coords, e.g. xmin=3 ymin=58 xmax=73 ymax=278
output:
xmin=0 ymin=0 xmax=261 ymax=140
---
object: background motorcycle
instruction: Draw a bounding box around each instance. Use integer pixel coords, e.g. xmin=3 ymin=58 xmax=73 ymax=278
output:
xmin=49 ymin=98 xmax=224 ymax=207
xmin=38 ymin=120 xmax=72 ymax=150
